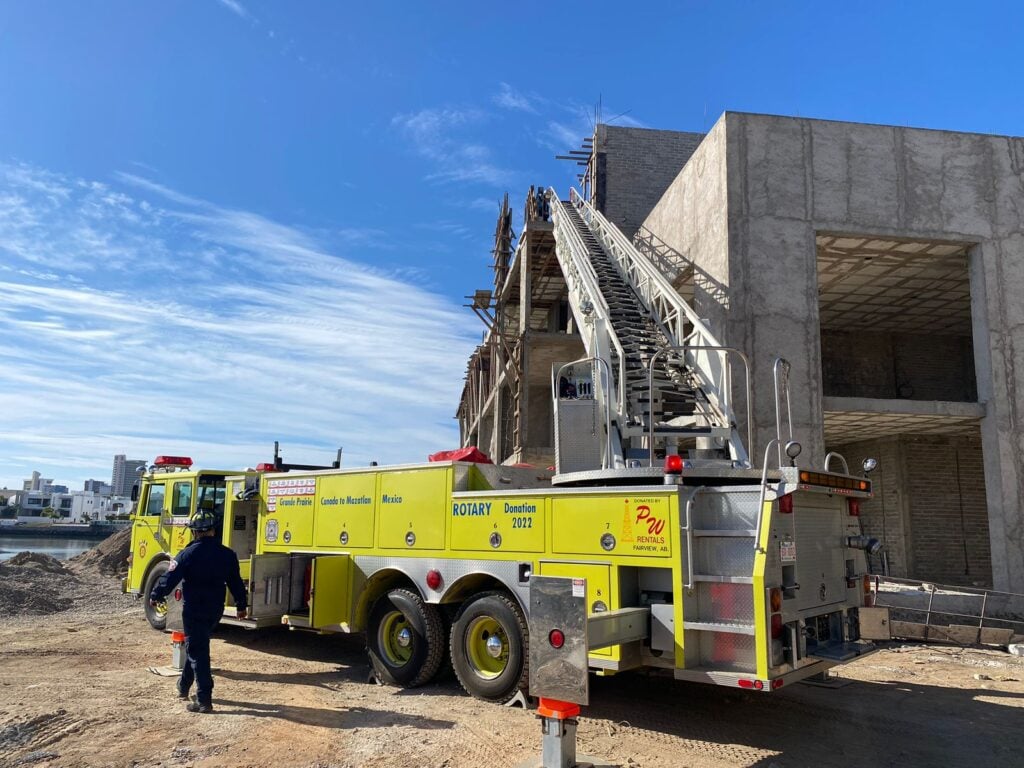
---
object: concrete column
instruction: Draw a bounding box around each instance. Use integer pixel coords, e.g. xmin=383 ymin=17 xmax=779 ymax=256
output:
xmin=971 ymin=239 xmax=1024 ymax=592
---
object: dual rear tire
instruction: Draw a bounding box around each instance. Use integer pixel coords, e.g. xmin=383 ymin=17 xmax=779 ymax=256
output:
xmin=366 ymin=588 xmax=528 ymax=703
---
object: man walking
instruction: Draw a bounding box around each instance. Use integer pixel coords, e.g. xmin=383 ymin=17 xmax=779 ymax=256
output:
xmin=150 ymin=509 xmax=248 ymax=713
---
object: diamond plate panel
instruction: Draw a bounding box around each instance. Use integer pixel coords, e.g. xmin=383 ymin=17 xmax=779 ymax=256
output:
xmin=698 ymin=631 xmax=756 ymax=672
xmin=793 ymin=499 xmax=847 ymax=612
xmin=555 ymin=400 xmax=603 ymax=474
xmin=696 ymin=582 xmax=754 ymax=624
xmin=693 ymin=489 xmax=761 ymax=530
xmin=695 ymin=538 xmax=755 ymax=577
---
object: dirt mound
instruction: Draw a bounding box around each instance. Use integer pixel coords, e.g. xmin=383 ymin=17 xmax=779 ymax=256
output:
xmin=0 ymin=553 xmax=79 ymax=617
xmin=68 ymin=527 xmax=131 ymax=576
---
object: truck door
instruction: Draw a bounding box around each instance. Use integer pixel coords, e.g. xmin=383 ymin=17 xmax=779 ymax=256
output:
xmin=128 ymin=481 xmax=168 ymax=591
xmin=247 ymin=553 xmax=291 ymax=620
xmin=309 ymin=555 xmax=351 ymax=630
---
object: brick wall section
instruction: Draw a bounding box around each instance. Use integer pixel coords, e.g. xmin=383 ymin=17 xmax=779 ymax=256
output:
xmin=905 ymin=434 xmax=991 ymax=587
xmin=830 ymin=433 xmax=991 ymax=587
xmin=821 ymin=330 xmax=977 ymax=401
xmin=594 ymin=125 xmax=705 ymax=238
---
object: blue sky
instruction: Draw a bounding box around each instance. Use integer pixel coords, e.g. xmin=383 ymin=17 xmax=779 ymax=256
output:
xmin=1 ymin=1 xmax=1021 ymax=491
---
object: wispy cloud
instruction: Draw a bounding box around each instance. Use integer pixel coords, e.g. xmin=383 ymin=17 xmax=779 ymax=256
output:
xmin=493 ymin=83 xmax=537 ymax=113
xmin=391 ymin=108 xmax=513 ymax=187
xmin=0 ymin=162 xmax=479 ymax=489
xmin=216 ymin=0 xmax=249 ymax=19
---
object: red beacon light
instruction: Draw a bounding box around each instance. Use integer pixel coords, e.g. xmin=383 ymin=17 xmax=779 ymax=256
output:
xmin=664 ymin=455 xmax=684 ymax=474
xmin=255 ymin=463 xmax=277 ymax=472
xmin=154 ymin=456 xmax=193 ymax=469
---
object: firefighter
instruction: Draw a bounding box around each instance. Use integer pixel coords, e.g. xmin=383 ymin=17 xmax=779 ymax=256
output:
xmin=149 ymin=509 xmax=248 ymax=713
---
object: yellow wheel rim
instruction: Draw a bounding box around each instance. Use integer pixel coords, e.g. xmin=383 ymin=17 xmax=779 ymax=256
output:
xmin=153 ymin=601 xmax=168 ymax=618
xmin=466 ymin=616 xmax=508 ymax=679
xmin=379 ymin=610 xmax=413 ymax=665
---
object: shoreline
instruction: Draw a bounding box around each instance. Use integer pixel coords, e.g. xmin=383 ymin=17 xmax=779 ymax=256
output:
xmin=0 ymin=525 xmax=126 ymax=540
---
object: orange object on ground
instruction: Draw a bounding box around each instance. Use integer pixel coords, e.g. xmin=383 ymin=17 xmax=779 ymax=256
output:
xmin=537 ymin=698 xmax=581 ymax=720
xmin=171 ymin=631 xmax=186 ymax=643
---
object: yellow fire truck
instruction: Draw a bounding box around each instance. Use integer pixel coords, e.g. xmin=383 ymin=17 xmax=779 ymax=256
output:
xmin=125 ymin=440 xmax=877 ymax=703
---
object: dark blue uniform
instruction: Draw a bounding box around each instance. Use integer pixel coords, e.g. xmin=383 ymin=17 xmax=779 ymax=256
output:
xmin=150 ymin=537 xmax=247 ymax=705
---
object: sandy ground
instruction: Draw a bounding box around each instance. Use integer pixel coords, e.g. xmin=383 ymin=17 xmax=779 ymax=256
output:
xmin=1 ymin=576 xmax=1023 ymax=768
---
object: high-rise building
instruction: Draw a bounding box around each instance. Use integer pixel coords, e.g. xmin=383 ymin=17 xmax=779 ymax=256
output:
xmin=111 ymin=455 xmax=146 ymax=497
xmin=83 ymin=479 xmax=112 ymax=494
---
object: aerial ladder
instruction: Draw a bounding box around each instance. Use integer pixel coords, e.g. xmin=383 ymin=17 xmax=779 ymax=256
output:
xmin=549 ymin=187 xmax=751 ymax=483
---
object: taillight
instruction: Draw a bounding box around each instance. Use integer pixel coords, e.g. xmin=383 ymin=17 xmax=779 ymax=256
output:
xmin=848 ymin=499 xmax=860 ymax=516
xmin=770 ymin=613 xmax=783 ymax=639
xmin=664 ymin=455 xmax=683 ymax=474
xmin=771 ymin=678 xmax=784 ymax=690
xmin=862 ymin=574 xmax=874 ymax=607
xmin=739 ymin=678 xmax=765 ymax=690
xmin=778 ymin=494 xmax=794 ymax=514
xmin=549 ymin=629 xmax=565 ymax=649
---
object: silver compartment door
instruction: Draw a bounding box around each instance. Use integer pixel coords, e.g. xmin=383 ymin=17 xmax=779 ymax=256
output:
xmin=248 ymin=553 xmax=291 ymax=619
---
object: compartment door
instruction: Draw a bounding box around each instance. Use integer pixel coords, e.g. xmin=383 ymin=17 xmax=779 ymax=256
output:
xmin=248 ymin=553 xmax=291 ymax=619
xmin=310 ymin=555 xmax=351 ymax=629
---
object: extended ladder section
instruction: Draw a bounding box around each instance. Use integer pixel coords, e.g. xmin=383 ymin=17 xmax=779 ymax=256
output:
xmin=549 ymin=187 xmax=749 ymax=477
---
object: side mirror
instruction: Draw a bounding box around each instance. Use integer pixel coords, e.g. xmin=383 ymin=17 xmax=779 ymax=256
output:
xmin=863 ymin=458 xmax=878 ymax=475
xmin=131 ymin=484 xmax=139 ymax=502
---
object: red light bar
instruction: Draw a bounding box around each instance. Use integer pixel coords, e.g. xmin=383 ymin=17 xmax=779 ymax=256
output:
xmin=255 ymin=463 xmax=277 ymax=472
xmin=154 ymin=456 xmax=192 ymax=468
xmin=664 ymin=455 xmax=683 ymax=474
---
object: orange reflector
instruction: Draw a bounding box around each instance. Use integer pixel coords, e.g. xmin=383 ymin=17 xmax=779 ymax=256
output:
xmin=171 ymin=631 xmax=185 ymax=643
xmin=799 ymin=471 xmax=810 ymax=482
xmin=858 ymin=480 xmax=869 ymax=491
xmin=778 ymin=494 xmax=794 ymax=514
xmin=769 ymin=588 xmax=782 ymax=612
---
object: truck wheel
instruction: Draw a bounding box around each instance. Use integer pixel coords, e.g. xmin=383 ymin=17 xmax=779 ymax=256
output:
xmin=142 ymin=561 xmax=170 ymax=631
xmin=367 ymin=588 xmax=444 ymax=687
xmin=450 ymin=592 xmax=528 ymax=703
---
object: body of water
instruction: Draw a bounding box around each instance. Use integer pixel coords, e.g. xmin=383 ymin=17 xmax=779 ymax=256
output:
xmin=0 ymin=536 xmax=96 ymax=562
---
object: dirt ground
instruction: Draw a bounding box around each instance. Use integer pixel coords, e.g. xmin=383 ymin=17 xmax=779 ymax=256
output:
xmin=1 ymin=576 xmax=1023 ymax=768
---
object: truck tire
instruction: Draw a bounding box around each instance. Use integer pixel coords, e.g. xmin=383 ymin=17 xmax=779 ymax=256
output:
xmin=142 ymin=560 xmax=170 ymax=631
xmin=367 ymin=588 xmax=444 ymax=687
xmin=450 ymin=592 xmax=528 ymax=703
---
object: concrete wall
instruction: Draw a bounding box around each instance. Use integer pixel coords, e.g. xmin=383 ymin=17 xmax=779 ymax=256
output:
xmin=821 ymin=330 xmax=977 ymax=401
xmin=834 ymin=434 xmax=991 ymax=587
xmin=642 ymin=112 xmax=1024 ymax=591
xmin=595 ymin=125 xmax=705 ymax=239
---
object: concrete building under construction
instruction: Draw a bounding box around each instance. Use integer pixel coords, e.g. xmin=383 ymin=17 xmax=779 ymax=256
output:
xmin=456 ymin=112 xmax=1024 ymax=595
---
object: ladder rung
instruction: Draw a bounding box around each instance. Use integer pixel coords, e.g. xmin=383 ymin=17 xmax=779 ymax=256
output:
xmin=690 ymin=575 xmax=755 ymax=584
xmin=682 ymin=620 xmax=756 ymax=635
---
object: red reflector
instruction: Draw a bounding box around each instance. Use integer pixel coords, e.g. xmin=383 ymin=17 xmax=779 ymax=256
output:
xmin=848 ymin=499 xmax=860 ymax=517
xmin=173 ymin=588 xmax=182 ymax=601
xmin=549 ymin=629 xmax=565 ymax=649
xmin=772 ymin=678 xmax=784 ymax=690
xmin=425 ymin=569 xmax=442 ymax=590
xmin=778 ymin=494 xmax=794 ymax=514
xmin=664 ymin=455 xmax=683 ymax=474
xmin=255 ymin=463 xmax=277 ymax=472
xmin=754 ymin=680 xmax=764 ymax=690
xmin=738 ymin=679 xmax=755 ymax=689
xmin=154 ymin=455 xmax=192 ymax=468
xmin=770 ymin=613 xmax=783 ymax=639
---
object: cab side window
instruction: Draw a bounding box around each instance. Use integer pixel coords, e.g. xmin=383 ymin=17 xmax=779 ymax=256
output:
xmin=144 ymin=484 xmax=166 ymax=516
xmin=172 ymin=482 xmax=193 ymax=517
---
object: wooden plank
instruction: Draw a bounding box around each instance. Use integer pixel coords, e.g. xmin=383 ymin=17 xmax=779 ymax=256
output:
xmin=979 ymin=627 xmax=1014 ymax=645
xmin=890 ymin=620 xmax=927 ymax=640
